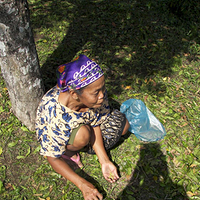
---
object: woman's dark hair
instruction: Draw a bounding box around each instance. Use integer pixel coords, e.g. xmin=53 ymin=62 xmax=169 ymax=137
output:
xmin=74 ymin=86 xmax=85 ymax=95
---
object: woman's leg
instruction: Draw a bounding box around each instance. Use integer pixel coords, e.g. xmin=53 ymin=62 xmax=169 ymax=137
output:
xmin=64 ymin=125 xmax=91 ymax=167
xmin=66 ymin=124 xmax=91 ymax=153
xmin=87 ymin=110 xmax=130 ymax=154
xmin=121 ymin=118 xmax=130 ymax=136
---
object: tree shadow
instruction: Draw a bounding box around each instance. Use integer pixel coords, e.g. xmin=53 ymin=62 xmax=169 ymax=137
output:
xmin=29 ymin=0 xmax=199 ymax=93
xmin=117 ymin=143 xmax=189 ymax=200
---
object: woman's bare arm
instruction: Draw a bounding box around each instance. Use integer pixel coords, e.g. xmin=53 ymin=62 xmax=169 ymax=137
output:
xmin=91 ymin=126 xmax=119 ymax=183
xmin=47 ymin=156 xmax=103 ymax=200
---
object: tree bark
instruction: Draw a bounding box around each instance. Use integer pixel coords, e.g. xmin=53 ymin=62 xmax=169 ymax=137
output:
xmin=0 ymin=0 xmax=44 ymax=131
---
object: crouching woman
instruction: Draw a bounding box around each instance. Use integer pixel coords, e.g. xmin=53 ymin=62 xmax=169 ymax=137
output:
xmin=35 ymin=55 xmax=129 ymax=200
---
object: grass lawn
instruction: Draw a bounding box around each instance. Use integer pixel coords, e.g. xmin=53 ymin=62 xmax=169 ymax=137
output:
xmin=0 ymin=0 xmax=199 ymax=199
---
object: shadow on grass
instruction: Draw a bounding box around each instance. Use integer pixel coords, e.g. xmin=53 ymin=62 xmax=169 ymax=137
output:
xmin=76 ymin=169 xmax=107 ymax=198
xmin=117 ymin=143 xmax=189 ymax=200
xmin=30 ymin=0 xmax=199 ymax=93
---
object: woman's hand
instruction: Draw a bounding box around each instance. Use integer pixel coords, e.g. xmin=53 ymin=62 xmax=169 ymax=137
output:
xmin=101 ymin=161 xmax=119 ymax=183
xmin=47 ymin=156 xmax=102 ymax=200
xmin=80 ymin=181 xmax=103 ymax=200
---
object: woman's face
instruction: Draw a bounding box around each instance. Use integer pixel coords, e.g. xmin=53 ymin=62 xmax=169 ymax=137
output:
xmin=78 ymin=75 xmax=106 ymax=109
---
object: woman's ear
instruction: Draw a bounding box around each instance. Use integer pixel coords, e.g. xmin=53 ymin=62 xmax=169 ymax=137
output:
xmin=69 ymin=89 xmax=79 ymax=100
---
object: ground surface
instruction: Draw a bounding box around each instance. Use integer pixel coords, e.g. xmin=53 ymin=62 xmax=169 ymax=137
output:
xmin=0 ymin=0 xmax=200 ymax=199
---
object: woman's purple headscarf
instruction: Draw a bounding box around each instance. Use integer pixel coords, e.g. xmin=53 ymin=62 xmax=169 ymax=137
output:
xmin=56 ymin=54 xmax=104 ymax=92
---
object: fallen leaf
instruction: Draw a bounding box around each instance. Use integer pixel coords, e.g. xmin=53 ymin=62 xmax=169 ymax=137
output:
xmin=8 ymin=141 xmax=18 ymax=148
xmin=187 ymin=191 xmax=195 ymax=197
xmin=5 ymin=183 xmax=14 ymax=190
xmin=136 ymin=145 xmax=141 ymax=149
xmin=181 ymin=122 xmax=188 ymax=127
xmin=163 ymin=26 xmax=169 ymax=30
xmin=33 ymin=194 xmax=43 ymax=197
xmin=139 ymin=179 xmax=144 ymax=186
xmin=195 ymin=89 xmax=200 ymax=94
xmin=49 ymin=185 xmax=53 ymax=193
xmin=21 ymin=126 xmax=29 ymax=131
xmin=0 ymin=147 xmax=2 ymax=155
xmin=125 ymin=86 xmax=132 ymax=90
xmin=144 ymin=95 xmax=148 ymax=101
xmin=126 ymin=174 xmax=131 ymax=180
xmin=153 ymin=176 xmax=158 ymax=182
xmin=38 ymin=198 xmax=45 ymax=200
xmin=190 ymin=163 xmax=197 ymax=168
xmin=112 ymin=22 xmax=116 ymax=27
xmin=182 ymin=115 xmax=187 ymax=121
xmin=163 ymin=77 xmax=167 ymax=81
xmin=173 ymin=157 xmax=181 ymax=167
xmin=182 ymin=38 xmax=188 ymax=42
xmin=16 ymin=155 xmax=25 ymax=159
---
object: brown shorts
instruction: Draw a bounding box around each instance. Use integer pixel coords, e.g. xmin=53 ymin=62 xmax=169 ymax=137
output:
xmin=68 ymin=124 xmax=84 ymax=145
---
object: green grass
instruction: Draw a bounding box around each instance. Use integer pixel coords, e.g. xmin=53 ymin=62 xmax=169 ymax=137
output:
xmin=0 ymin=0 xmax=200 ymax=199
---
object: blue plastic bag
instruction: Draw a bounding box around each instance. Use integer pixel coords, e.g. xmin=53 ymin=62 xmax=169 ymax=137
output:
xmin=120 ymin=99 xmax=166 ymax=142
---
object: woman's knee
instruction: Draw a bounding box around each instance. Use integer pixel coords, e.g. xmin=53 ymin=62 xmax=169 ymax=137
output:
xmin=73 ymin=125 xmax=92 ymax=148
xmin=122 ymin=119 xmax=130 ymax=136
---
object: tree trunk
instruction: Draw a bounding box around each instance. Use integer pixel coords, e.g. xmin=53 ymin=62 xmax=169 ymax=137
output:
xmin=0 ymin=0 xmax=44 ymax=131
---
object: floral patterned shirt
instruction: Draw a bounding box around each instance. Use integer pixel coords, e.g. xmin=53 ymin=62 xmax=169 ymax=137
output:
xmin=35 ymin=86 xmax=110 ymax=158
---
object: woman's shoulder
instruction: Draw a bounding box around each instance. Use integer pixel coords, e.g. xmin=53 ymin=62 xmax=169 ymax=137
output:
xmin=44 ymin=86 xmax=59 ymax=98
xmin=36 ymin=86 xmax=60 ymax=115
xmin=40 ymin=86 xmax=59 ymax=104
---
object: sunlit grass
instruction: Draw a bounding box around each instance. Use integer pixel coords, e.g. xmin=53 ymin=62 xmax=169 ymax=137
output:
xmin=0 ymin=0 xmax=199 ymax=199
